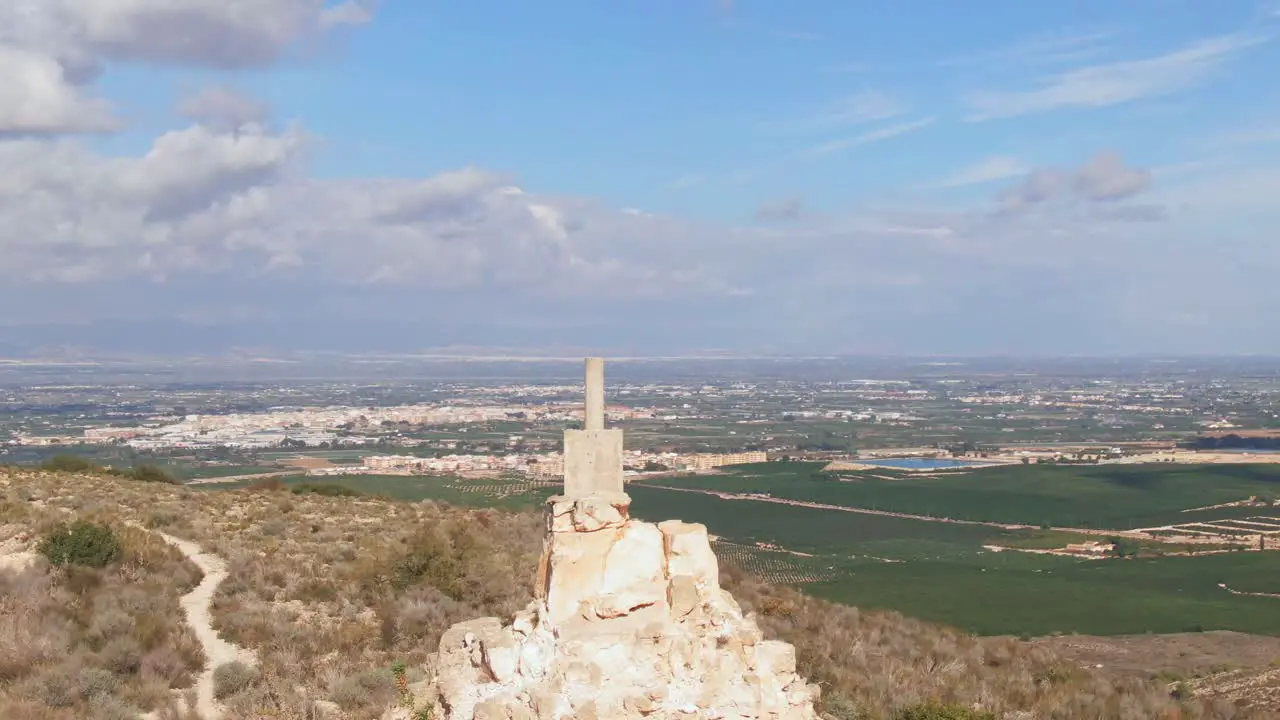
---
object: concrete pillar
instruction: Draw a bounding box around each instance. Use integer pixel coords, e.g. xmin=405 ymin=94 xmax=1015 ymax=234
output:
xmin=584 ymin=357 xmax=605 ymax=430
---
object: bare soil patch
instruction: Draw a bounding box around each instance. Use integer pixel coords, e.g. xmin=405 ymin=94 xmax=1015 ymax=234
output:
xmin=283 ymin=456 xmax=335 ymax=470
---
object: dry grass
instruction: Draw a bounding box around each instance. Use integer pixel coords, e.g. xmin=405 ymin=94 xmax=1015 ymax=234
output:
xmin=720 ymin=565 xmax=1266 ymax=719
xmin=2 ymin=467 xmax=1275 ymax=719
xmin=0 ymin=475 xmax=204 ymax=718
xmin=1029 ymin=633 xmax=1280 ymax=715
xmin=1 ymin=469 xmax=539 ymax=719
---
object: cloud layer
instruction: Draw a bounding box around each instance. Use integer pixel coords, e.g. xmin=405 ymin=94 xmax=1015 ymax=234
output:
xmin=1 ymin=2 xmax=1277 ymax=355
xmin=0 ymin=0 xmax=371 ymax=133
xmin=966 ymin=33 xmax=1264 ymax=120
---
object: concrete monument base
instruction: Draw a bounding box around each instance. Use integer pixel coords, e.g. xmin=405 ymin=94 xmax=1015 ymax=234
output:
xmin=563 ymin=428 xmax=624 ymax=499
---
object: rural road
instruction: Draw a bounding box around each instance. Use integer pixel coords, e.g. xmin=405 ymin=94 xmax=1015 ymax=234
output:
xmin=631 ymin=482 xmax=1030 ymax=529
xmin=631 ymin=482 xmax=1155 ymax=539
xmin=184 ymin=470 xmax=300 ymax=486
xmin=145 ymin=528 xmax=257 ymax=719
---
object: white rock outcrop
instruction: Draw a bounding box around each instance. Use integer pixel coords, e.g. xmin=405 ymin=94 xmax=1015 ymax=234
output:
xmin=418 ymin=492 xmax=820 ymax=720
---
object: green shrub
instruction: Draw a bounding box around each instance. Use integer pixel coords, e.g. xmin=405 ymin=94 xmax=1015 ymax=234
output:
xmin=294 ymin=580 xmax=339 ymax=602
xmin=125 ymin=464 xmax=178 ymax=484
xmin=894 ymin=703 xmax=996 ymax=720
xmin=392 ymin=528 xmax=462 ymax=595
xmin=292 ymin=483 xmax=365 ymax=497
xmin=212 ymin=661 xmax=258 ymax=699
xmin=38 ymin=521 xmax=122 ymax=568
xmin=40 ymin=454 xmax=100 ymax=473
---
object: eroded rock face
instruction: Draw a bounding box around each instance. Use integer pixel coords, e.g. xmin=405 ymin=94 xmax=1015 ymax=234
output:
xmin=420 ymin=494 xmax=820 ymax=720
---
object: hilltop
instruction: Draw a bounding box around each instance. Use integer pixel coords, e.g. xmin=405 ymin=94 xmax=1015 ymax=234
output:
xmin=1 ymin=469 xmax=1277 ymax=719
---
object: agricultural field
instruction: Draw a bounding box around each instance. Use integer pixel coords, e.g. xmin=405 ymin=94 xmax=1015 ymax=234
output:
xmin=810 ymin=550 xmax=1280 ymax=637
xmin=166 ymin=463 xmax=282 ymax=480
xmin=626 ymin=484 xmax=994 ymax=561
xmin=196 ymin=469 xmax=1280 ymax=638
xmin=650 ymin=462 xmax=1280 ymax=529
xmin=707 ymin=541 xmax=833 ymax=585
xmin=626 ymin=485 xmax=1280 ymax=637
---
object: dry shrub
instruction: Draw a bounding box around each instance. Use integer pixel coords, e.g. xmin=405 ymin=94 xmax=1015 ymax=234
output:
xmin=329 ymin=667 xmax=397 ymax=712
xmin=150 ymin=689 xmax=202 ymax=720
xmin=9 ymin=470 xmax=1267 ymax=720
xmin=719 ymin=563 xmax=1257 ymax=719
xmin=85 ymin=696 xmax=141 ymax=720
xmin=0 ymin=699 xmax=76 ymax=720
xmin=246 ymin=477 xmax=286 ymax=493
xmin=0 ymin=475 xmax=204 ymax=717
xmin=212 ymin=661 xmax=258 ymax=700
xmin=0 ymin=570 xmax=67 ymax=682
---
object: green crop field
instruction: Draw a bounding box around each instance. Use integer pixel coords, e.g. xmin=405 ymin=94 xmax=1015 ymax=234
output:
xmin=649 ymin=462 xmax=1280 ymax=529
xmin=169 ymin=464 xmax=282 ymax=480
xmin=808 ymin=551 xmax=1280 ymax=637
xmin=627 ymin=484 xmax=1280 ymax=637
xmin=203 ymin=467 xmax=1280 ymax=637
xmin=626 ymin=485 xmax=993 ymax=561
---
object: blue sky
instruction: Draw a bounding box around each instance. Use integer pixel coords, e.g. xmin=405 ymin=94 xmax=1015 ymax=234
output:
xmin=2 ymin=0 xmax=1280 ymax=356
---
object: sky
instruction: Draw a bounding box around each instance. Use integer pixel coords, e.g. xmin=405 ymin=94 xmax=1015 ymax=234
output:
xmin=2 ymin=0 xmax=1280 ymax=357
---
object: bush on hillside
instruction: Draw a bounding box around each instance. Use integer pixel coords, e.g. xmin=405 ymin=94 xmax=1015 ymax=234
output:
xmin=213 ymin=662 xmax=258 ymax=699
xmin=291 ymin=483 xmax=364 ymax=498
xmin=246 ymin=478 xmax=286 ymax=493
xmin=40 ymin=454 xmax=100 ymax=473
xmin=38 ymin=521 xmax=122 ymax=568
xmin=122 ymin=464 xmax=178 ymax=485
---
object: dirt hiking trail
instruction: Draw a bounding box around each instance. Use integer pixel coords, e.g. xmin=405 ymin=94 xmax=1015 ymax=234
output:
xmin=148 ymin=528 xmax=257 ymax=719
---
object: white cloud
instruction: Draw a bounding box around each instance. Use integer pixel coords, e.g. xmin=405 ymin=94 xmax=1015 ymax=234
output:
xmin=771 ymin=89 xmax=904 ymax=132
xmin=0 ymin=123 xmax=725 ymax=297
xmin=3 ymin=3 xmax=1280 ymax=353
xmin=0 ymin=0 xmax=375 ymax=137
xmin=125 ymin=124 xmax=305 ymax=221
xmin=4 ymin=127 xmax=1279 ymax=353
xmin=939 ymin=156 xmax=1028 ymax=188
xmin=662 ymin=174 xmax=705 ymax=191
xmin=755 ymin=197 xmax=804 ymax=222
xmin=966 ymin=33 xmax=1265 ymax=120
xmin=941 ymin=30 xmax=1115 ymax=69
xmin=804 ymin=118 xmax=935 ymax=157
xmin=994 ymin=151 xmax=1154 ymax=214
xmin=177 ymin=86 xmax=269 ymax=130
xmin=816 ymin=90 xmax=904 ymax=126
xmin=1209 ymin=122 xmax=1280 ymax=148
xmin=1073 ymin=151 xmax=1150 ymax=201
xmin=0 ymin=44 xmax=117 ymax=133
xmin=64 ymin=0 xmax=373 ymax=68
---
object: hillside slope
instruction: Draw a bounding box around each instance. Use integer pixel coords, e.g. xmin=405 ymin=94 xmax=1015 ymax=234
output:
xmin=0 ymin=469 xmax=1274 ymax=719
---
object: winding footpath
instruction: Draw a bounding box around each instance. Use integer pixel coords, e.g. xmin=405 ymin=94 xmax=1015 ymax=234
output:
xmin=135 ymin=525 xmax=257 ymax=719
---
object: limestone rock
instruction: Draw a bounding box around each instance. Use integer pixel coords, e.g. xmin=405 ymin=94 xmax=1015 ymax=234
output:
xmin=423 ymin=493 xmax=820 ymax=720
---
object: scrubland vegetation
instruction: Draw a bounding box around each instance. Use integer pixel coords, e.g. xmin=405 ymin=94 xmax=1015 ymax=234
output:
xmin=1 ymin=468 xmax=1277 ymax=718
xmin=0 ymin=482 xmax=204 ymax=719
xmin=39 ymin=453 xmax=179 ymax=485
